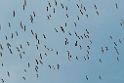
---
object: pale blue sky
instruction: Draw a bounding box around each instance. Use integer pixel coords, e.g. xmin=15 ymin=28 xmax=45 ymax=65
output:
xmin=0 ymin=0 xmax=124 ymax=83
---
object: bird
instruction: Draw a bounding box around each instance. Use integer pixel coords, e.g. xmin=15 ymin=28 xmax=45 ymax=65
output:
xmin=0 ymin=44 xmax=3 ymax=50
xmin=37 ymin=39 xmax=40 ymax=44
xmin=23 ymin=5 xmax=25 ymax=10
xmin=9 ymin=48 xmax=13 ymax=54
xmin=44 ymin=51 xmax=47 ymax=56
xmin=86 ymin=50 xmax=89 ymax=54
xmin=60 ymin=26 xmax=65 ymax=33
xmin=68 ymin=31 xmax=72 ymax=36
xmin=76 ymin=56 xmax=78 ymax=60
xmin=86 ymin=75 xmax=88 ymax=80
xmin=40 ymin=53 xmax=42 ymax=59
xmin=77 ymin=36 xmax=80 ymax=39
xmin=56 ymin=51 xmax=58 ymax=55
xmin=20 ymin=21 xmax=23 ymax=29
xmin=84 ymin=7 xmax=86 ymax=11
xmin=86 ymin=14 xmax=88 ymax=18
xmin=11 ymin=33 xmax=14 ymax=38
xmin=39 ymin=60 xmax=43 ymax=65
xmin=36 ymin=45 xmax=38 ymax=50
xmin=57 ymin=64 xmax=60 ymax=70
xmin=44 ymin=45 xmax=46 ymax=49
xmin=94 ymin=4 xmax=97 ymax=9
xmin=43 ymin=34 xmax=46 ymax=39
xmin=36 ymin=74 xmax=39 ymax=78
xmin=75 ymin=41 xmax=78 ymax=46
xmin=101 ymin=47 xmax=104 ymax=53
xmin=30 ymin=15 xmax=33 ymax=23
xmin=79 ymin=45 xmax=82 ymax=50
xmin=66 ymin=13 xmax=69 ymax=18
xmin=7 ymin=43 xmax=11 ymax=48
xmin=8 ymin=22 xmax=11 ymax=27
xmin=119 ymin=39 xmax=121 ymax=43
xmin=74 ymin=31 xmax=77 ymax=36
xmin=65 ymin=23 xmax=67 ymax=27
xmin=48 ymin=65 xmax=51 ymax=69
xmin=99 ymin=59 xmax=102 ymax=63
xmin=76 ymin=4 xmax=79 ymax=8
xmin=22 ymin=77 xmax=26 ymax=80
xmin=60 ymin=3 xmax=64 ymax=8
xmin=80 ymin=9 xmax=83 ymax=15
xmin=65 ymin=38 xmax=69 ymax=45
xmin=35 ymin=59 xmax=38 ymax=65
xmin=86 ymin=29 xmax=89 ymax=34
xmin=98 ymin=76 xmax=102 ymax=80
xmin=65 ymin=6 xmax=68 ymax=10
xmin=96 ymin=11 xmax=99 ymax=15
xmin=87 ymin=46 xmax=90 ymax=49
xmin=77 ymin=15 xmax=79 ymax=20
xmin=50 ymin=48 xmax=53 ymax=51
xmin=13 ymin=10 xmax=15 ymax=17
xmin=110 ymin=36 xmax=112 ymax=39
xmin=28 ymin=62 xmax=30 ymax=67
xmin=24 ymin=25 xmax=26 ymax=31
xmin=20 ymin=44 xmax=23 ymax=49
xmin=46 ymin=6 xmax=48 ymax=11
xmin=26 ymin=41 xmax=30 ymax=46
xmin=115 ymin=3 xmax=118 ymax=9
xmin=87 ymin=55 xmax=90 ymax=60
xmin=1 ymin=78 xmax=4 ymax=83
xmin=48 ymin=1 xmax=51 ymax=7
xmin=54 ymin=28 xmax=58 ymax=32
xmin=74 ymin=22 xmax=76 ymax=27
xmin=105 ymin=47 xmax=108 ymax=51
xmin=33 ymin=11 xmax=36 ymax=17
xmin=35 ymin=65 xmax=38 ymax=72
xmin=23 ymin=0 xmax=27 ymax=5
xmin=52 ymin=66 xmax=55 ymax=70
xmin=53 ymin=8 xmax=55 ymax=13
xmin=15 ymin=31 xmax=18 ymax=36
xmin=84 ymin=56 xmax=86 ymax=61
xmin=114 ymin=42 xmax=117 ymax=46
xmin=22 ymin=49 xmax=25 ymax=54
xmin=16 ymin=47 xmax=20 ymax=52
xmin=54 ymin=0 xmax=57 ymax=6
xmin=117 ymin=56 xmax=119 ymax=61
xmin=90 ymin=40 xmax=92 ymax=44
xmin=5 ymin=36 xmax=7 ymax=40
xmin=80 ymin=36 xmax=83 ymax=39
xmin=81 ymin=4 xmax=83 ymax=9
xmin=24 ymin=69 xmax=27 ymax=72
xmin=19 ymin=53 xmax=22 ymax=59
xmin=120 ymin=22 xmax=122 ymax=26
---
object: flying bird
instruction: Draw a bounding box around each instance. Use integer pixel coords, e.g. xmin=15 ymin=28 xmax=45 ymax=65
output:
xmin=1 ymin=78 xmax=4 ymax=83
xmin=43 ymin=34 xmax=46 ymax=39
xmin=96 ymin=11 xmax=99 ymax=15
xmin=22 ymin=77 xmax=26 ymax=80
xmin=13 ymin=10 xmax=15 ymax=17
xmin=86 ymin=75 xmax=88 ymax=80
xmin=7 ymin=71 xmax=10 ymax=77
xmin=94 ymin=4 xmax=97 ymax=9
xmin=115 ymin=3 xmax=118 ymax=9
xmin=76 ymin=56 xmax=78 ymax=60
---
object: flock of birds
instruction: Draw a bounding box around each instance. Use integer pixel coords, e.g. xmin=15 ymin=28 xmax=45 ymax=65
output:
xmin=0 ymin=0 xmax=124 ymax=83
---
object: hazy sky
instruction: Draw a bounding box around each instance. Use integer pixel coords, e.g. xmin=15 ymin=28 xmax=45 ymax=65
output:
xmin=0 ymin=0 xmax=124 ymax=83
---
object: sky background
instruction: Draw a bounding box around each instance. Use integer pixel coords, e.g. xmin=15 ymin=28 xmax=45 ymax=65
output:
xmin=0 ymin=0 xmax=124 ymax=83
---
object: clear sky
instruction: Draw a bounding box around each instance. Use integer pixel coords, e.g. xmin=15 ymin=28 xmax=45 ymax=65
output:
xmin=0 ymin=0 xmax=124 ymax=83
